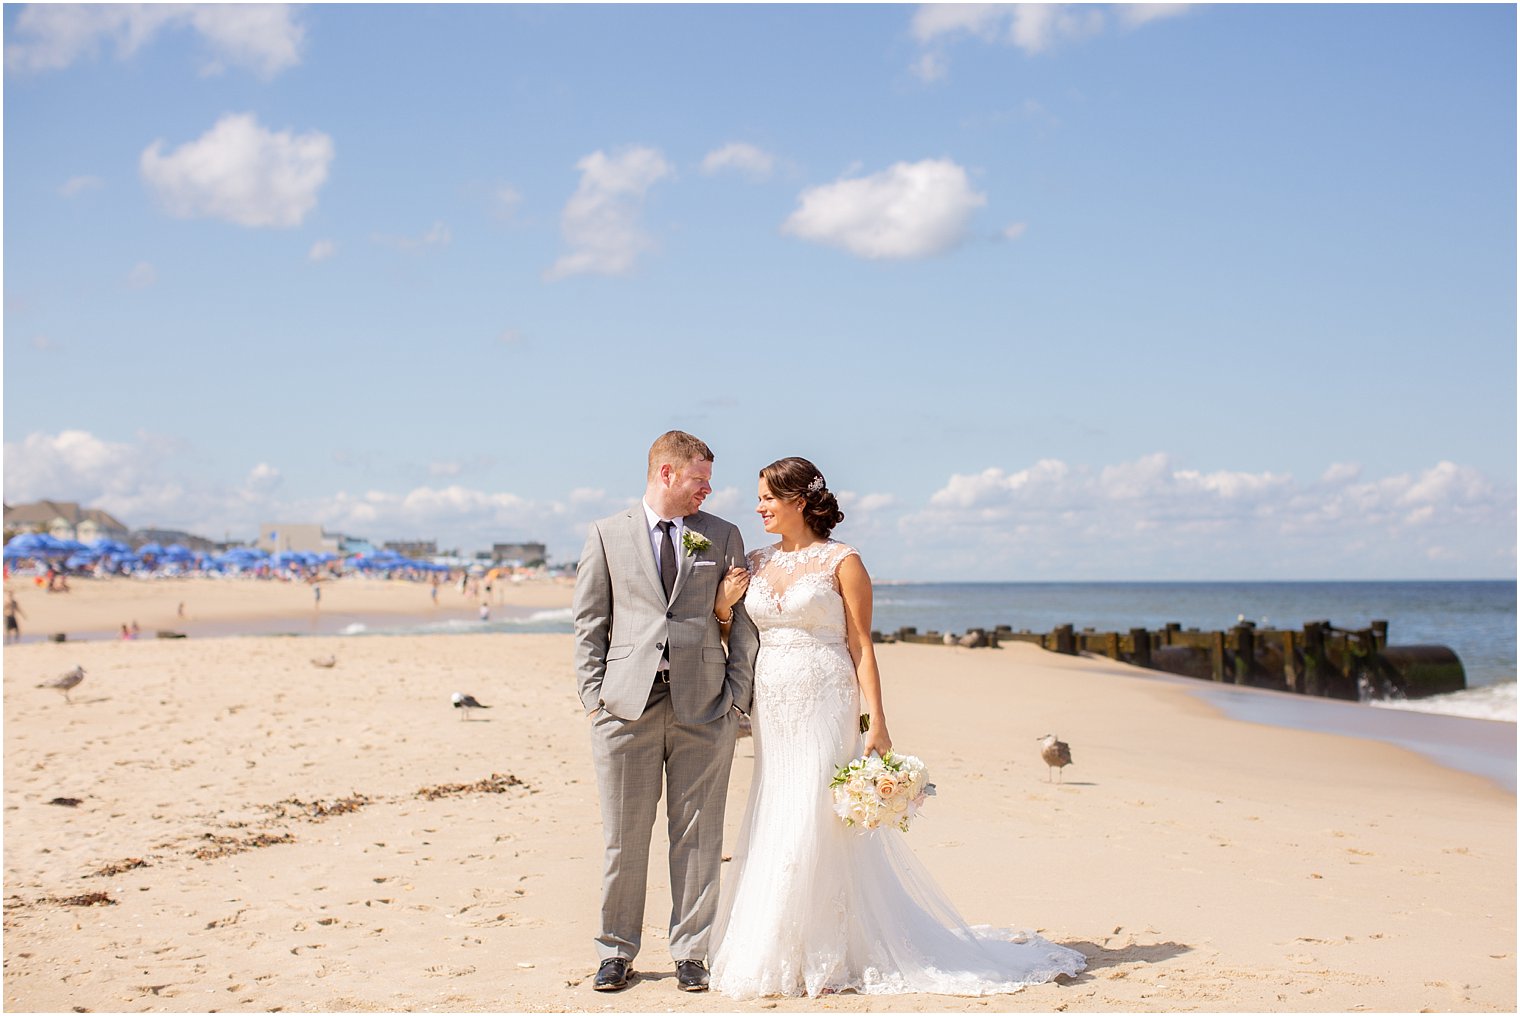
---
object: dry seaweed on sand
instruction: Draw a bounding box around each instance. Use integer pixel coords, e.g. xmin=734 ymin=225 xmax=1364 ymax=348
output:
xmin=416 ymin=772 xmax=525 ymax=800
xmin=190 ymin=831 xmax=296 ymax=860
xmin=52 ymin=891 xmax=116 ymax=907
xmin=265 ymin=793 xmax=373 ymax=820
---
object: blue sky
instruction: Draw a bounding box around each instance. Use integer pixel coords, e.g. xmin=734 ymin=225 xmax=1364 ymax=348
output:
xmin=4 ymin=3 xmax=1515 ymax=580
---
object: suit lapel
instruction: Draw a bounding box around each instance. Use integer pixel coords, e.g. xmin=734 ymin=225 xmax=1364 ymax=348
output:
xmin=625 ymin=508 xmax=663 ymax=597
xmin=669 ymin=513 xmax=705 ymax=603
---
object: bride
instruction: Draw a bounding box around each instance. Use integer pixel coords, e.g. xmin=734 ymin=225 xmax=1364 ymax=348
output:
xmin=707 ymin=456 xmax=1087 ymax=999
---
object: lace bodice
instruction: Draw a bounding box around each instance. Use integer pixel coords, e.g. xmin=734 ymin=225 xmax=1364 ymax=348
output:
xmin=744 ymin=540 xmax=860 ymax=647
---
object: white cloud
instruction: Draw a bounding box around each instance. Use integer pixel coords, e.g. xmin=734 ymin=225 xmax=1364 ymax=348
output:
xmin=58 ymin=174 xmax=103 ymax=197
xmin=909 ymin=3 xmax=1189 ymax=78
xmin=1 ymin=429 xmax=638 ymax=563
xmin=186 ymin=4 xmax=304 ymax=77
xmin=140 ymin=113 xmax=334 ymax=228
xmin=6 ymin=3 xmax=304 ymax=77
xmin=1118 ymin=4 xmax=1192 ymax=28
xmin=902 ymin=453 xmax=1514 ymax=579
xmin=493 ymin=184 xmax=523 ymax=221
xmin=308 ymin=239 xmax=337 ymax=262
xmin=910 ymin=4 xmax=1007 ymax=43
xmin=7 ymin=429 xmax=1508 ymax=580
xmin=1003 ymin=221 xmax=1028 ymax=240
xmin=372 ymin=221 xmax=451 ymax=251
xmin=126 ymin=261 xmax=157 ymax=289
xmin=545 ymin=146 xmax=673 ymax=281
xmin=700 ymin=142 xmax=776 ymax=181
xmin=782 ymin=158 xmax=986 ymax=260
xmin=910 ymin=51 xmax=948 ymax=83
xmin=1321 ymin=462 xmax=1361 ymax=484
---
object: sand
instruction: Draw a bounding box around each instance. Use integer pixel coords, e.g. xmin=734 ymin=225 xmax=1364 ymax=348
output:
xmin=3 ymin=579 xmax=1514 ymax=1012
xmin=3 ymin=573 xmax=572 ymax=643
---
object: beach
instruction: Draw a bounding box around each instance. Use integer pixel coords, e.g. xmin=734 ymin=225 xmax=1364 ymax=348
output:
xmin=3 ymin=580 xmax=1514 ymax=1012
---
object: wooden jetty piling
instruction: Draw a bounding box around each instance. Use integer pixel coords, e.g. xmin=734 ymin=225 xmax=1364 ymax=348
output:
xmin=872 ymin=618 xmax=1465 ymax=703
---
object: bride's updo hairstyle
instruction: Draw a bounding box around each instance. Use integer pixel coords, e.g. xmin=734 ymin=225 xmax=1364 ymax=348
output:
xmin=760 ymin=457 xmax=845 ymax=539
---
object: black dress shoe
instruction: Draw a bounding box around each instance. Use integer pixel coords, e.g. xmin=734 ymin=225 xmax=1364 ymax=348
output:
xmin=675 ymin=959 xmax=709 ymax=992
xmin=593 ymin=957 xmax=632 ymax=991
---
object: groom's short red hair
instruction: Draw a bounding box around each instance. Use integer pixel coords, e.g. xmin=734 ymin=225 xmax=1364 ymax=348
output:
xmin=648 ymin=431 xmax=714 ymax=478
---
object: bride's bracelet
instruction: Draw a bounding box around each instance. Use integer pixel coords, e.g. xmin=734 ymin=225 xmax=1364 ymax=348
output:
xmin=715 ymin=606 xmax=734 ymax=624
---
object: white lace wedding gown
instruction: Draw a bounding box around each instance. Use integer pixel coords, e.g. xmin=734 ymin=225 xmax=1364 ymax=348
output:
xmin=709 ymin=540 xmax=1087 ymax=999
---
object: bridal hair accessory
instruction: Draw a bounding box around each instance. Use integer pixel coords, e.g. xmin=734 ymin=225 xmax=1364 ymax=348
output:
xmin=830 ymin=750 xmax=935 ymax=832
xmin=681 ymin=530 xmax=712 ymax=557
xmin=807 ymin=475 xmax=826 ymax=494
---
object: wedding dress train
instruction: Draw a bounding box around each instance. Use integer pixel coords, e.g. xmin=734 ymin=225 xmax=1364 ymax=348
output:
xmin=709 ymin=540 xmax=1087 ymax=999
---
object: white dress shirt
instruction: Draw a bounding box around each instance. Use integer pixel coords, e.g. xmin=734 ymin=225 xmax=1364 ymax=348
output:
xmin=642 ymin=500 xmax=686 ymax=573
xmin=642 ymin=501 xmax=684 ymax=676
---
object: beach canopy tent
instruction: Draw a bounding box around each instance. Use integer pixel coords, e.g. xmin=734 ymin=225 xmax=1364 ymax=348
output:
xmin=136 ymin=542 xmax=166 ymax=557
xmin=344 ymin=550 xmax=433 ymax=572
xmin=161 ymin=544 xmax=195 ymax=561
xmin=4 ymin=533 xmax=77 ymax=559
xmin=89 ymin=538 xmax=133 ymax=555
xmin=209 ymin=548 xmax=269 ymax=572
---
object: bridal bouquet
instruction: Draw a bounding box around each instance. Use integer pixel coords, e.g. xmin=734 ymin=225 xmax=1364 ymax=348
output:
xmin=830 ymin=750 xmax=935 ymax=833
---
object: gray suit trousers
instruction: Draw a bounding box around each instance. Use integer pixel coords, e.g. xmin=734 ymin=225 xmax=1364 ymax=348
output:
xmin=590 ymin=680 xmax=738 ymax=963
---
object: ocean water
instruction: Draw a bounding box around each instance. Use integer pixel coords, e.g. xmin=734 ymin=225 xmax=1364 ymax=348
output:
xmin=871 ymin=579 xmax=1516 ymax=690
xmin=356 ymin=581 xmax=1515 ymax=718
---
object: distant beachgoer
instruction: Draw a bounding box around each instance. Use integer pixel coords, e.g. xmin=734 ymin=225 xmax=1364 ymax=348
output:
xmin=177 ymin=601 xmax=186 ymax=618
xmin=479 ymin=602 xmax=490 ymax=622
xmin=129 ymin=621 xmax=140 ymax=639
xmin=313 ymin=583 xmax=322 ymax=609
xmin=120 ymin=624 xmax=131 ymax=640
xmin=430 ymin=580 xmax=440 ymax=606
xmin=5 ymin=593 xmax=24 ymax=644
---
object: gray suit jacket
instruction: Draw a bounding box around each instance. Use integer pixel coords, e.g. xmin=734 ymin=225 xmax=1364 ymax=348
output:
xmin=574 ymin=506 xmax=758 ymax=724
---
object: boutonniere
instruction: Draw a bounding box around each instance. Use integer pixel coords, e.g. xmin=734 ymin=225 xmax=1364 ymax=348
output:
xmin=681 ymin=530 xmax=712 ymax=557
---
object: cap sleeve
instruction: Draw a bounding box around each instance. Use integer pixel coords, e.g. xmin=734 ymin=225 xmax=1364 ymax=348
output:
xmin=828 ymin=541 xmax=860 ymax=575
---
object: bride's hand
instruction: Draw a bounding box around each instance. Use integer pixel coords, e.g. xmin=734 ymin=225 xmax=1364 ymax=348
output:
xmin=716 ymin=566 xmax=750 ymax=613
xmin=863 ymin=722 xmax=892 ymax=759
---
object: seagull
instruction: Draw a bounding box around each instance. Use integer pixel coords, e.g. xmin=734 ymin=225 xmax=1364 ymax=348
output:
xmin=452 ymin=692 xmax=491 ymax=720
xmin=1037 ymin=733 xmax=1073 ymax=783
xmin=310 ymin=656 xmax=337 ymax=668
xmin=38 ymin=665 xmax=85 ymax=704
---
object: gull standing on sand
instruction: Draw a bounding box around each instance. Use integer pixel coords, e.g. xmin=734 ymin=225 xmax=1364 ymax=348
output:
xmin=38 ymin=666 xmax=85 ymax=704
xmin=1038 ymin=733 xmax=1073 ymax=783
xmin=452 ymin=692 xmax=490 ymax=720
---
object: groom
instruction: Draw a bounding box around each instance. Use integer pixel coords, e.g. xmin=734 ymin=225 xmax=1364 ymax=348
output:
xmin=573 ymin=430 xmax=758 ymax=993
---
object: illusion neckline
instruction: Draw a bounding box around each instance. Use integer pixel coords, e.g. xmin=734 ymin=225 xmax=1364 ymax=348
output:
xmin=767 ymin=539 xmax=835 ymax=557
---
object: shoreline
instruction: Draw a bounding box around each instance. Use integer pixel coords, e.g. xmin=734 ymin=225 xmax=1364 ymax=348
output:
xmin=6 ymin=574 xmax=1511 ymax=792
xmin=4 ymin=632 xmax=1512 ymax=1011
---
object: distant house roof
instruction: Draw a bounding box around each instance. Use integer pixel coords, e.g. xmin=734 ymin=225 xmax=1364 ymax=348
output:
xmin=4 ymin=500 xmax=128 ymax=532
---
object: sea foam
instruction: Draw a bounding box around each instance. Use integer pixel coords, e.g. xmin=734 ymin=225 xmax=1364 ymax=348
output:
xmin=1371 ymin=681 xmax=1517 ymax=723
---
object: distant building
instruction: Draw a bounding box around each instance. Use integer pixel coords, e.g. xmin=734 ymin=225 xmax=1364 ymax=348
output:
xmin=131 ymin=528 xmax=220 ymax=554
xmin=384 ymin=540 xmax=437 ymax=559
xmin=256 ymin=523 xmax=340 ymax=555
xmin=4 ymin=500 xmax=130 ymax=543
xmin=493 ymin=541 xmax=547 ymax=566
